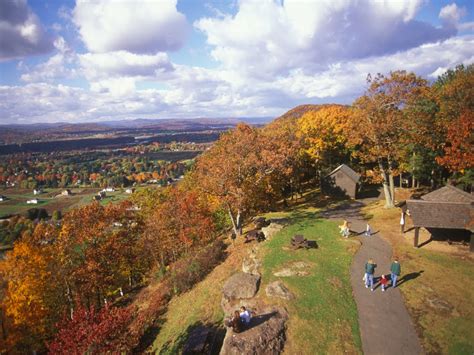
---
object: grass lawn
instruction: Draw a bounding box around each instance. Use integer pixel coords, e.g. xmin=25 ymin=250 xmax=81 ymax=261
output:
xmin=362 ymin=201 xmax=474 ymax=354
xmin=260 ymin=208 xmax=362 ymax=354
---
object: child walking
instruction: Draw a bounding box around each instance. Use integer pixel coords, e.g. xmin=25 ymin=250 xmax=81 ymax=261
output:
xmin=380 ymin=274 xmax=388 ymax=292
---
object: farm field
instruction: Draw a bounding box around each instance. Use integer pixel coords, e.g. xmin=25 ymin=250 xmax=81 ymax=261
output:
xmin=0 ymin=187 xmax=145 ymax=218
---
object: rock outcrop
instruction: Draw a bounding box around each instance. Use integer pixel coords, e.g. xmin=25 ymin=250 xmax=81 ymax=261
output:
xmin=261 ymin=218 xmax=288 ymax=241
xmin=220 ymin=308 xmax=288 ymax=355
xmin=265 ymin=281 xmax=294 ymax=300
xmin=242 ymin=248 xmax=261 ymax=275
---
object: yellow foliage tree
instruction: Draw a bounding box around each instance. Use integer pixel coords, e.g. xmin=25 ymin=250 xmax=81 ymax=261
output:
xmin=0 ymin=235 xmax=62 ymax=351
xmin=298 ymin=105 xmax=351 ymax=164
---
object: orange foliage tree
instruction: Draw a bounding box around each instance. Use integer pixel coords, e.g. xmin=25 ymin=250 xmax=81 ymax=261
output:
xmin=349 ymin=71 xmax=428 ymax=207
xmin=193 ymin=123 xmax=275 ymax=235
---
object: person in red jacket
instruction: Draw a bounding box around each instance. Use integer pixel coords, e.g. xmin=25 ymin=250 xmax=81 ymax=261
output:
xmin=380 ymin=274 xmax=388 ymax=292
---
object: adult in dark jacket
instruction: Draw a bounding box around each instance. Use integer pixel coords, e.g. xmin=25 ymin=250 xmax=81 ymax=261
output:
xmin=365 ymin=258 xmax=377 ymax=291
xmin=225 ymin=310 xmax=243 ymax=333
xmin=390 ymin=258 xmax=401 ymax=288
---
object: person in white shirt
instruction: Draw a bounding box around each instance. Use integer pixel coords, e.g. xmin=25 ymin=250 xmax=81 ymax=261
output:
xmin=240 ymin=306 xmax=252 ymax=326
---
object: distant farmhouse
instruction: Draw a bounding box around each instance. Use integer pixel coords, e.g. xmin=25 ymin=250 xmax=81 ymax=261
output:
xmin=404 ymin=185 xmax=474 ymax=251
xmin=61 ymin=189 xmax=72 ymax=196
xmin=104 ymin=187 xmax=115 ymax=192
xmin=27 ymin=198 xmax=39 ymax=204
xmin=324 ymin=164 xmax=360 ymax=199
xmin=33 ymin=189 xmax=43 ymax=195
xmin=125 ymin=188 xmax=135 ymax=194
xmin=0 ymin=195 xmax=6 ymax=202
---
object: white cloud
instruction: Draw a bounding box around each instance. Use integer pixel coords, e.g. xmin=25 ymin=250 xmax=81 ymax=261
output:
xmin=73 ymin=0 xmax=189 ymax=53
xmin=20 ymin=37 xmax=77 ymax=82
xmin=2 ymin=35 xmax=472 ymax=124
xmin=439 ymin=3 xmax=466 ymax=26
xmin=195 ymin=0 xmax=454 ymax=78
xmin=0 ymin=0 xmax=54 ymax=60
xmin=79 ymin=51 xmax=174 ymax=81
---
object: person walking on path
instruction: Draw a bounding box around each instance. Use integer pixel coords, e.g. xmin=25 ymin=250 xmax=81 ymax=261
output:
xmin=365 ymin=258 xmax=377 ymax=291
xmin=391 ymin=258 xmax=401 ymax=288
xmin=365 ymin=223 xmax=372 ymax=237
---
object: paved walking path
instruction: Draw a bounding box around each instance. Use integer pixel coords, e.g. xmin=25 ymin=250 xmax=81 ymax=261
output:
xmin=321 ymin=201 xmax=422 ymax=355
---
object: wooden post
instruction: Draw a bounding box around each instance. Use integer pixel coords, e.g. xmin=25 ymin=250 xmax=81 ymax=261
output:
xmin=414 ymin=227 xmax=420 ymax=248
xmin=470 ymin=232 xmax=474 ymax=253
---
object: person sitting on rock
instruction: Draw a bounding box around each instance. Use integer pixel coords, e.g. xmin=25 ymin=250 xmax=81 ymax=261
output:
xmin=225 ymin=310 xmax=243 ymax=333
xmin=240 ymin=306 xmax=252 ymax=327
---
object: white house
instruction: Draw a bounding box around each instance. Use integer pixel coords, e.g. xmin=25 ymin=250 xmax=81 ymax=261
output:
xmin=27 ymin=199 xmax=38 ymax=204
xmin=33 ymin=189 xmax=43 ymax=195
xmin=105 ymin=187 xmax=115 ymax=192
xmin=125 ymin=188 xmax=135 ymax=194
xmin=0 ymin=195 xmax=6 ymax=202
xmin=61 ymin=189 xmax=72 ymax=196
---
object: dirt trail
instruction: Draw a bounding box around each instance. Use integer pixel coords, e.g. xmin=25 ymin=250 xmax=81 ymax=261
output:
xmin=321 ymin=201 xmax=423 ymax=355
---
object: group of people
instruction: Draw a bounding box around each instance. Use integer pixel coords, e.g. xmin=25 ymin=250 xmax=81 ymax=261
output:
xmin=364 ymin=257 xmax=401 ymax=292
xmin=224 ymin=306 xmax=253 ymax=333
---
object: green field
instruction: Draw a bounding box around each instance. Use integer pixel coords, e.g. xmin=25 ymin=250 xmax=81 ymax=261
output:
xmin=0 ymin=187 xmax=138 ymax=218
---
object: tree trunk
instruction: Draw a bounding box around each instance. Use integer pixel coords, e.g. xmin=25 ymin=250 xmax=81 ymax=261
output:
xmin=227 ymin=205 xmax=239 ymax=237
xmin=399 ymin=172 xmax=403 ymax=188
xmin=236 ymin=210 xmax=243 ymax=235
xmin=388 ymin=158 xmax=396 ymax=204
xmin=389 ymin=173 xmax=395 ymax=204
xmin=379 ymin=160 xmax=394 ymax=208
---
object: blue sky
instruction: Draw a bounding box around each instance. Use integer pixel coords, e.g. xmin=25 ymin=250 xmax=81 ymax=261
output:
xmin=0 ymin=0 xmax=473 ymax=124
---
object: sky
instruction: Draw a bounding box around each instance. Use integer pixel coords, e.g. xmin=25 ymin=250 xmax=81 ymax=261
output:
xmin=0 ymin=0 xmax=473 ymax=124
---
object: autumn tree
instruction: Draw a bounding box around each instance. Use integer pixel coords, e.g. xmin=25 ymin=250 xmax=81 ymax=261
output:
xmin=144 ymin=186 xmax=217 ymax=268
xmin=349 ymin=71 xmax=428 ymax=207
xmin=298 ymin=105 xmax=352 ymax=185
xmin=193 ymin=124 xmax=274 ymax=235
xmin=0 ymin=223 xmax=63 ymax=352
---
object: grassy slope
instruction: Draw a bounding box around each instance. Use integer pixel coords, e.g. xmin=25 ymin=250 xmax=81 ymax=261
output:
xmin=363 ymin=201 xmax=474 ymax=354
xmin=152 ymin=203 xmax=362 ymax=354
xmin=151 ymin=241 xmax=249 ymax=354
xmin=260 ymin=209 xmax=361 ymax=354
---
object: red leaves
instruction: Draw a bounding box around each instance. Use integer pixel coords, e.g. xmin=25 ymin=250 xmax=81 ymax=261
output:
xmin=436 ymin=110 xmax=474 ymax=172
xmin=48 ymin=303 xmax=133 ymax=354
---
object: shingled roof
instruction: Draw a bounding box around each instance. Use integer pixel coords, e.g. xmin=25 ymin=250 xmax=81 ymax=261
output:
xmin=421 ymin=185 xmax=474 ymax=203
xmin=406 ymin=185 xmax=474 ymax=232
xmin=326 ymin=164 xmax=360 ymax=184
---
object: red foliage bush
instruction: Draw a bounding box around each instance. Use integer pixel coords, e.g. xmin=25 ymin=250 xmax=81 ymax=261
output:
xmin=48 ymin=303 xmax=133 ymax=354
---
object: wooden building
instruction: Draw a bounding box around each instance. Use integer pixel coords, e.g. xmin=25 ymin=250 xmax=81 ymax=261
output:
xmin=405 ymin=185 xmax=474 ymax=251
xmin=324 ymin=164 xmax=360 ymax=198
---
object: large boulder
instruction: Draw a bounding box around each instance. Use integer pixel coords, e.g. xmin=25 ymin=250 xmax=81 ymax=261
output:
xmin=223 ymin=272 xmax=261 ymax=300
xmin=222 ymin=272 xmax=261 ymax=316
xmin=220 ymin=308 xmax=288 ymax=355
xmin=265 ymin=281 xmax=294 ymax=300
